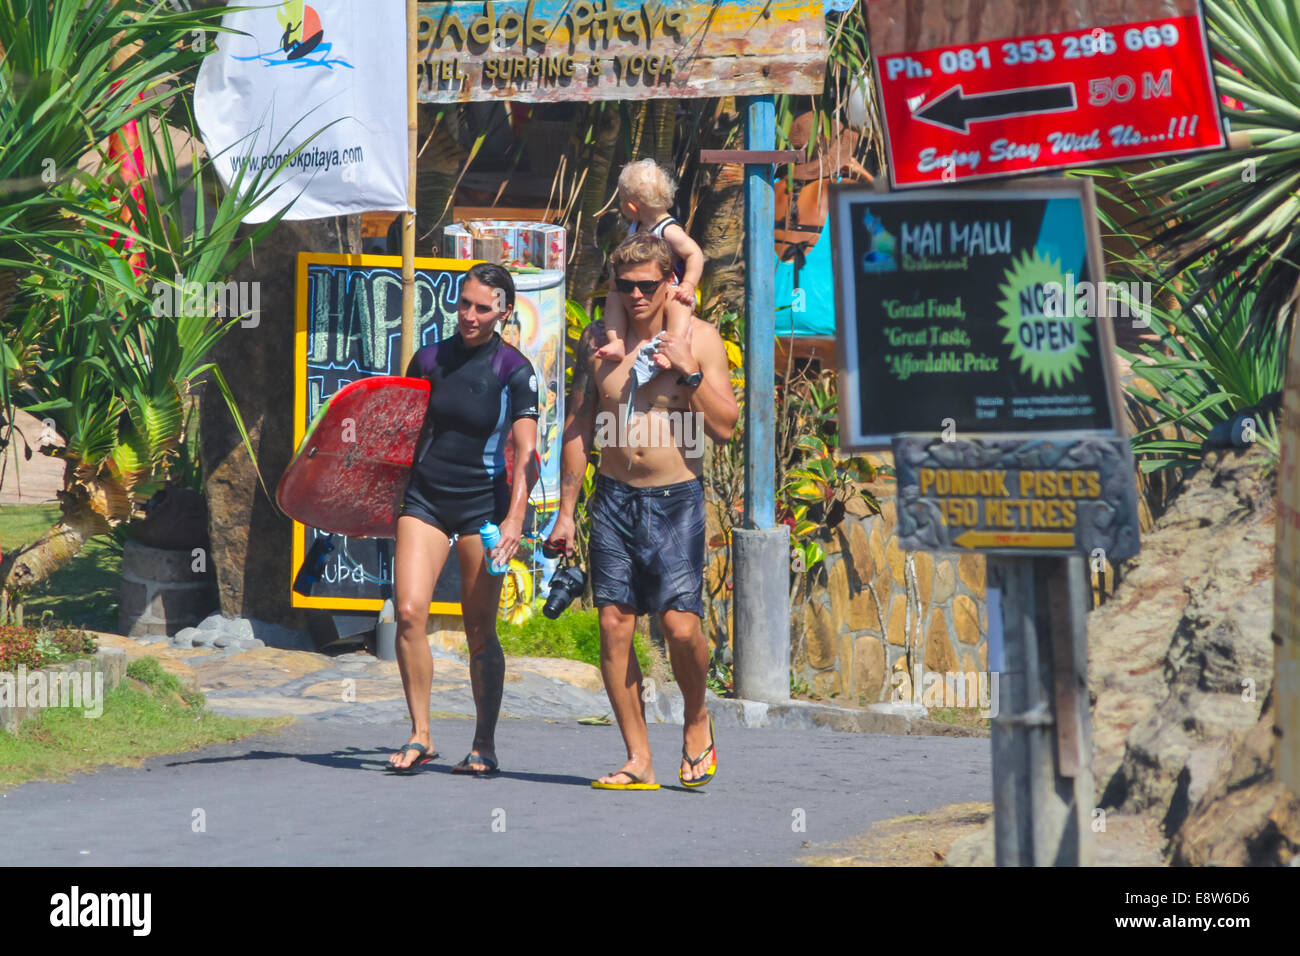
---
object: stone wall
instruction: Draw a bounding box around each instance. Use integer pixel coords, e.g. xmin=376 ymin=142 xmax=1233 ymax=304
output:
xmin=118 ymin=541 xmax=218 ymax=639
xmin=0 ymin=648 xmax=127 ymax=733
xmin=201 ymin=215 xmax=361 ymax=629
xmin=706 ymin=494 xmax=990 ymax=706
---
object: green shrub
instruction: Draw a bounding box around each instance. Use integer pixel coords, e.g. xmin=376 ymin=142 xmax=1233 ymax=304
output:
xmin=0 ymin=623 xmax=95 ymax=671
xmin=497 ymin=606 xmax=649 ymax=671
xmin=0 ymin=627 xmax=41 ymax=671
xmin=1121 ymin=266 xmax=1284 ymax=472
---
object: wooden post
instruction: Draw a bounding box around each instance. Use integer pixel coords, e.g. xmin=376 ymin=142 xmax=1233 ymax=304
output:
xmin=989 ymin=556 xmax=1095 ymax=866
xmin=700 ymin=128 xmax=799 ymax=703
xmin=1274 ymin=284 xmax=1300 ymax=795
xmin=728 ymin=96 xmax=793 ymax=702
xmin=741 ymin=95 xmax=777 ymax=531
xmin=400 ymin=0 xmax=418 ymax=373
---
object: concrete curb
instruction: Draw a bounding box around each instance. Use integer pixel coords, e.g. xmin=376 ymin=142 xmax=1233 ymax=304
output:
xmin=90 ymin=629 xmax=990 ymax=739
xmin=644 ymin=683 xmax=989 ymax=737
xmin=710 ymin=698 xmax=989 ymax=737
xmin=0 ymin=648 xmax=127 ymax=734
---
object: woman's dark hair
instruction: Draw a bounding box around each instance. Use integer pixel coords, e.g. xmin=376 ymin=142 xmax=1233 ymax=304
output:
xmin=465 ymin=262 xmax=516 ymax=312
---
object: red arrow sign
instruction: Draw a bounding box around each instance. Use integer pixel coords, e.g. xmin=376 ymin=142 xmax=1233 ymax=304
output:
xmin=873 ymin=13 xmax=1225 ymax=188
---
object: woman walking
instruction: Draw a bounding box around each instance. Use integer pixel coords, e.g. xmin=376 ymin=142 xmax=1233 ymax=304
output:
xmin=388 ymin=263 xmax=539 ymax=774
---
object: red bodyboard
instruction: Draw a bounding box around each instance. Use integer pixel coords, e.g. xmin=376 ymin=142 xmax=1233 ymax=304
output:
xmin=276 ymin=376 xmax=430 ymax=539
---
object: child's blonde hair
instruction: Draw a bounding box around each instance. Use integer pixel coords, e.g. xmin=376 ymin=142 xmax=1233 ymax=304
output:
xmin=617 ymin=158 xmax=677 ymax=210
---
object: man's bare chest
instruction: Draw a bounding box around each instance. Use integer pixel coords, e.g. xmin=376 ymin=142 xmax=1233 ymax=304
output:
xmin=595 ymin=360 xmax=686 ymax=414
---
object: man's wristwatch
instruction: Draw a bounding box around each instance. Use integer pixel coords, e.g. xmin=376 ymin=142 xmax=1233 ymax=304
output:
xmin=677 ymin=369 xmax=703 ymax=388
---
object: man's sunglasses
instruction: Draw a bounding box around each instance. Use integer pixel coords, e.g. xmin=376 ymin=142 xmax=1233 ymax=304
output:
xmin=614 ymin=277 xmax=664 ymax=296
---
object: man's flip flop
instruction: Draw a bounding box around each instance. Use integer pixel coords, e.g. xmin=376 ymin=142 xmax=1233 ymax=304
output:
xmin=591 ymin=771 xmax=660 ymax=790
xmin=387 ymin=743 xmax=437 ymax=774
xmin=679 ymin=716 xmax=717 ymax=788
xmin=451 ymin=752 xmax=499 ymax=775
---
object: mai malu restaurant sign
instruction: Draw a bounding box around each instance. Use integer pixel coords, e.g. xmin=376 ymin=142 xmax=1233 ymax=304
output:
xmin=831 ymin=177 xmax=1139 ymax=559
xmin=416 ymin=0 xmax=826 ymax=101
xmin=831 ymin=178 xmax=1124 ymax=446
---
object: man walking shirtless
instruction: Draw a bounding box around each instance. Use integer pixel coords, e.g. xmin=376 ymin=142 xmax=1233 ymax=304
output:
xmin=548 ymin=232 xmax=739 ymax=788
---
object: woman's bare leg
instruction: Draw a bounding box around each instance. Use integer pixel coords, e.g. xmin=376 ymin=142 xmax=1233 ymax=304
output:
xmin=452 ymin=533 xmax=507 ymax=769
xmin=390 ymin=515 xmax=452 ymax=769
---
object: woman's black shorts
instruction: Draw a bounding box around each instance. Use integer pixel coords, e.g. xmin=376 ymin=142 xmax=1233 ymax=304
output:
xmin=588 ymin=474 xmax=705 ymax=617
xmin=399 ymin=472 xmax=510 ymax=537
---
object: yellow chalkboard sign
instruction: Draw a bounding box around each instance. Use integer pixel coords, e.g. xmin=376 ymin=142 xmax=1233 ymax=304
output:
xmin=292 ymin=253 xmax=472 ymax=613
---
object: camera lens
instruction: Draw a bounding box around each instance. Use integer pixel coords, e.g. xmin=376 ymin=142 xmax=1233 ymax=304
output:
xmin=543 ymin=565 xmax=586 ymax=619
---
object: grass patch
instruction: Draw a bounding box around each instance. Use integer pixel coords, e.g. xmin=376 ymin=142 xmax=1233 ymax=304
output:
xmin=496 ymin=605 xmax=649 ymax=671
xmin=928 ymin=707 xmax=991 ymax=731
xmin=0 ymin=504 xmax=121 ymax=631
xmin=0 ymin=653 xmax=288 ymax=791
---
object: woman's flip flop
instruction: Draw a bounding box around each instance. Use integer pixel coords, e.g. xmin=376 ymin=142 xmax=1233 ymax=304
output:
xmin=387 ymin=742 xmax=437 ymax=774
xmin=452 ymin=752 xmax=499 ymax=775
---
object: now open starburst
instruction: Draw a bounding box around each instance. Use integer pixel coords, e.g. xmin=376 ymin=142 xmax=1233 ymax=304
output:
xmin=996 ymin=250 xmax=1093 ymax=389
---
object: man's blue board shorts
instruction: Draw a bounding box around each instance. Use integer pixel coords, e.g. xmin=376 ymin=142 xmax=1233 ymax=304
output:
xmin=589 ymin=474 xmax=705 ymax=617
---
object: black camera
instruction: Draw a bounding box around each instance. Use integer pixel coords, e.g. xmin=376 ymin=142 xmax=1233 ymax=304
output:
xmin=543 ymin=564 xmax=587 ymax=619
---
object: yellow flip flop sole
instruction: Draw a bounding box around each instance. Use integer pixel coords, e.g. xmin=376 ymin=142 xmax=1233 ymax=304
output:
xmin=591 ymin=771 xmax=659 ymax=790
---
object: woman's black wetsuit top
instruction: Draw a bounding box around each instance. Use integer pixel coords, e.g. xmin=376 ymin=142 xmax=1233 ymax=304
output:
xmin=400 ymin=331 xmax=539 ymax=535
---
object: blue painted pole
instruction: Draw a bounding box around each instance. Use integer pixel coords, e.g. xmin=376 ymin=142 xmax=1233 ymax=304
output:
xmin=733 ymin=94 xmax=790 ymax=703
xmin=743 ymin=95 xmax=776 ymax=530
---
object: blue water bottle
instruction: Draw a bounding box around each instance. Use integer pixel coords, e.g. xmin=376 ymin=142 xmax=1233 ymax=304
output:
xmin=478 ymin=521 xmax=507 ymax=575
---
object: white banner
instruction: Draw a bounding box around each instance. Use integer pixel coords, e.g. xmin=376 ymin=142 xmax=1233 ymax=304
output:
xmin=195 ymin=1 xmax=408 ymax=223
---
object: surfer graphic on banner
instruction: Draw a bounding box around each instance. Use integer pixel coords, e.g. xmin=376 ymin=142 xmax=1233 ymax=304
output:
xmin=194 ymin=0 xmax=407 ymax=221
xmin=279 ymin=2 xmax=326 ymax=60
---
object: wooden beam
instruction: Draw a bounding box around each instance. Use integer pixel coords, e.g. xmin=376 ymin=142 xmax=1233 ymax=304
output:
xmin=700 ymin=149 xmax=803 ymax=165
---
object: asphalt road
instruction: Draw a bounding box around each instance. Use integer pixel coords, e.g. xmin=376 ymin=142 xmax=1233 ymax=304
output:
xmin=3 ymin=717 xmax=990 ymax=866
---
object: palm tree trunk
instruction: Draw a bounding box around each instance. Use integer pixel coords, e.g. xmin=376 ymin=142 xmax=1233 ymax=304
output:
xmin=692 ymin=99 xmax=745 ymax=314
xmin=416 ymin=105 xmax=466 ymax=252
xmin=569 ymin=104 xmax=622 ymax=306
xmin=0 ymin=496 xmax=111 ymax=595
xmin=0 ymin=269 xmax=17 ymax=328
xmin=651 ymin=100 xmax=675 ymax=170
xmin=628 ymin=102 xmax=648 ymax=160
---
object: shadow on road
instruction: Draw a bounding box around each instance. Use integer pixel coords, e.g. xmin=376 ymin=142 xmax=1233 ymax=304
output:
xmin=163 ymin=744 xmax=595 ymax=788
